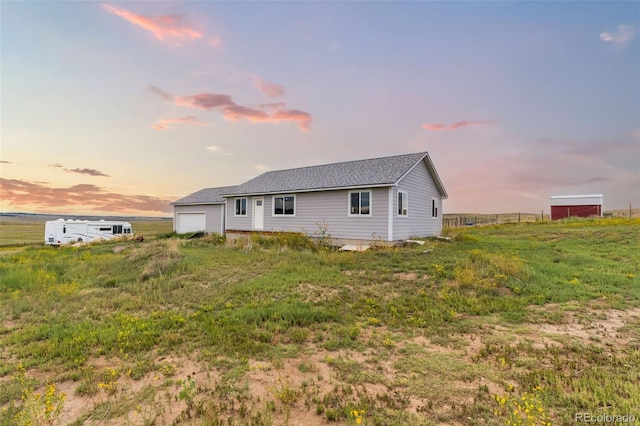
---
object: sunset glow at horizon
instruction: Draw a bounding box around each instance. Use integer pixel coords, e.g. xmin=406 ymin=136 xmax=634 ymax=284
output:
xmin=2 ymin=2 xmax=638 ymax=217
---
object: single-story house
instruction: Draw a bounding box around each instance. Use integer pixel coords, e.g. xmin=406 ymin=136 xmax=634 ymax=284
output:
xmin=550 ymin=194 xmax=603 ymax=220
xmin=220 ymin=151 xmax=447 ymax=243
xmin=171 ymin=186 xmax=237 ymax=234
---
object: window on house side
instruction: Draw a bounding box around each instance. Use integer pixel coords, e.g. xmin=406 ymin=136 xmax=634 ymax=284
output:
xmin=432 ymin=199 xmax=438 ymax=218
xmin=235 ymin=198 xmax=247 ymax=216
xmin=274 ymin=196 xmax=295 ymax=215
xmin=398 ymin=192 xmax=408 ymax=216
xmin=349 ymin=191 xmax=371 ymax=215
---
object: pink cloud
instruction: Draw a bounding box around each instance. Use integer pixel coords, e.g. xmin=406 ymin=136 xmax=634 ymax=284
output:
xmin=174 ymin=93 xmax=235 ymax=110
xmin=152 ymin=86 xmax=313 ymax=131
xmin=257 ymin=102 xmax=287 ymax=109
xmin=151 ymin=116 xmax=207 ymax=131
xmin=254 ymin=78 xmax=285 ymax=97
xmin=422 ymin=121 xmax=495 ymax=131
xmin=421 ymin=123 xmax=446 ymax=131
xmin=221 ymin=105 xmax=270 ymax=122
xmin=272 ymin=109 xmax=312 ymax=131
xmin=0 ymin=178 xmax=172 ymax=214
xmin=102 ymin=4 xmax=202 ymax=43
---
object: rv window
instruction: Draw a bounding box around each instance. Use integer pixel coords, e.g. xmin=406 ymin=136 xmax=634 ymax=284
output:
xmin=63 ymin=226 xmax=66 ymax=234
xmin=124 ymin=228 xmax=131 ymax=234
xmin=113 ymin=225 xmax=123 ymax=234
xmin=99 ymin=227 xmax=111 ymax=231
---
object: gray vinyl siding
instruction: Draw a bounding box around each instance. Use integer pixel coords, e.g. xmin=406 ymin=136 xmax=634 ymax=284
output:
xmin=393 ymin=160 xmax=443 ymax=239
xmin=227 ymin=188 xmax=389 ymax=241
xmin=226 ymin=197 xmax=253 ymax=230
xmin=173 ymin=204 xmax=225 ymax=234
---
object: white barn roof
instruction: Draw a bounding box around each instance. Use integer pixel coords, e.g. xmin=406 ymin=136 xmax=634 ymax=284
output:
xmin=550 ymin=194 xmax=603 ymax=206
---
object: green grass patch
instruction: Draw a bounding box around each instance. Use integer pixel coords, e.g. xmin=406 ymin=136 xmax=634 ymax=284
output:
xmin=0 ymin=217 xmax=638 ymax=425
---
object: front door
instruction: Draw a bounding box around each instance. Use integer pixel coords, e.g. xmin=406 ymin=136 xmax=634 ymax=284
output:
xmin=253 ymin=197 xmax=264 ymax=230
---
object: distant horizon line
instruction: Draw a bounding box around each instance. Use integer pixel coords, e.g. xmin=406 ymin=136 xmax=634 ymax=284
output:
xmin=2 ymin=208 xmax=637 ymax=220
xmin=0 ymin=212 xmax=172 ymax=220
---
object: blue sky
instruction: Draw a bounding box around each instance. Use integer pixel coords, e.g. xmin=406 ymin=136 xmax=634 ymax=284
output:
xmin=1 ymin=1 xmax=638 ymax=215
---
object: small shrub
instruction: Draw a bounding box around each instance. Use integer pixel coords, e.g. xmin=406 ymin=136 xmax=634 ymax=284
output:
xmin=454 ymin=233 xmax=479 ymax=242
xmin=314 ymin=220 xmax=334 ymax=250
xmin=349 ymin=409 xmax=366 ymax=425
xmin=494 ymin=386 xmax=550 ymax=426
xmin=288 ymin=327 xmax=310 ymax=344
xmin=270 ymin=379 xmax=300 ymax=406
xmin=75 ymin=365 xmax=98 ymax=397
xmin=11 ymin=365 xmax=66 ymax=426
xmin=454 ymin=265 xmax=477 ymax=288
xmin=178 ymin=375 xmax=197 ymax=407
xmin=98 ymin=368 xmax=119 ymax=396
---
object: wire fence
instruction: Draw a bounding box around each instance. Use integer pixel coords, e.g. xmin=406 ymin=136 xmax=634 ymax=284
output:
xmin=443 ymin=208 xmax=639 ymax=229
xmin=443 ymin=213 xmax=548 ymax=229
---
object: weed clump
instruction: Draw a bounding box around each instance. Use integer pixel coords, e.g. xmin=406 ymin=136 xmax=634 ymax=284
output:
xmin=185 ymin=233 xmax=226 ymax=246
xmin=493 ymin=386 xmax=550 ymax=426
xmin=9 ymin=364 xmax=66 ymax=426
xmin=248 ymin=232 xmax=317 ymax=251
xmin=127 ymin=240 xmax=181 ymax=281
xmin=453 ymin=249 xmax=531 ymax=291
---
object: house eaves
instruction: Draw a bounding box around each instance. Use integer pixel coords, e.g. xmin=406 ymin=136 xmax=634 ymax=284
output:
xmin=396 ymin=152 xmax=447 ymax=199
xmin=171 ymin=185 xmax=238 ymax=206
xmin=222 ymin=183 xmax=396 ymax=198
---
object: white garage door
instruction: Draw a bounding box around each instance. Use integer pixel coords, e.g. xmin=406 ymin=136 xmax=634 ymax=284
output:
xmin=177 ymin=213 xmax=206 ymax=233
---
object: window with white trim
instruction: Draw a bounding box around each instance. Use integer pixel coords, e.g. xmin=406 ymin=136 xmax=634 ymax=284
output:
xmin=398 ymin=191 xmax=408 ymax=216
xmin=349 ymin=190 xmax=371 ymax=216
xmin=235 ymin=198 xmax=247 ymax=216
xmin=432 ymin=198 xmax=439 ymax=218
xmin=273 ymin=195 xmax=295 ymax=215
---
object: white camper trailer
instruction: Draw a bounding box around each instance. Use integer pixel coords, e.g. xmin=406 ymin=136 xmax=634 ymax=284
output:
xmin=44 ymin=219 xmax=133 ymax=245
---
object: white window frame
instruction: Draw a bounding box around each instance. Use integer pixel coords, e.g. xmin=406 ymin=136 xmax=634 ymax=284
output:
xmin=348 ymin=190 xmax=372 ymax=216
xmin=398 ymin=191 xmax=408 ymax=217
xmin=272 ymin=194 xmax=296 ymax=216
xmin=431 ymin=198 xmax=439 ymax=218
xmin=234 ymin=197 xmax=247 ymax=216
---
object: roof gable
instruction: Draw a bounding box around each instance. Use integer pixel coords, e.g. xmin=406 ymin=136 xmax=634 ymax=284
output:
xmin=224 ymin=152 xmax=446 ymax=196
xmin=171 ymin=185 xmax=237 ymax=205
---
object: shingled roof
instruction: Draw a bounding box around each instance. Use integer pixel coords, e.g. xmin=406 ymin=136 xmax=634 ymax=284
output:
xmin=222 ymin=152 xmax=447 ymax=197
xmin=171 ymin=185 xmax=237 ymax=205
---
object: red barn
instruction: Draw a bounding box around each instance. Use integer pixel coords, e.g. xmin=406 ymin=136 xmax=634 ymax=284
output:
xmin=550 ymin=195 xmax=603 ymax=220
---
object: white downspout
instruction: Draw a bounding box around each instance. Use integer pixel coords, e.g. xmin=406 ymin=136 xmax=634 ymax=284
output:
xmin=387 ymin=186 xmax=394 ymax=241
xmin=223 ymin=200 xmax=228 ymax=235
